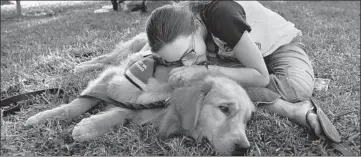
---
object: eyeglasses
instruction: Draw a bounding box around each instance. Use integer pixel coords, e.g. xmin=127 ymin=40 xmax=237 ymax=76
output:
xmin=156 ymin=33 xmax=197 ymax=67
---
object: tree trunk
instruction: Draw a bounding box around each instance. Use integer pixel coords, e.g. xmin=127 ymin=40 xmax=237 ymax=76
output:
xmin=16 ymin=0 xmax=22 ymax=17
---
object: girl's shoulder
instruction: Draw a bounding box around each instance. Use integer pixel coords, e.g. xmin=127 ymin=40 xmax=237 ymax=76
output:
xmin=201 ymin=1 xmax=251 ymax=50
xmin=202 ymin=1 xmax=246 ymax=16
xmin=200 ymin=1 xmax=247 ymax=31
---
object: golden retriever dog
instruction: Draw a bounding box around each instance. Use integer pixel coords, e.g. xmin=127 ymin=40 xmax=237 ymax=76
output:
xmin=25 ymin=33 xmax=255 ymax=155
xmin=26 ymin=74 xmax=255 ymax=155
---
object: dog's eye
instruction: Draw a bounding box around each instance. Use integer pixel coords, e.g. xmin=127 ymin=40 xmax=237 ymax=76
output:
xmin=219 ymin=106 xmax=229 ymax=114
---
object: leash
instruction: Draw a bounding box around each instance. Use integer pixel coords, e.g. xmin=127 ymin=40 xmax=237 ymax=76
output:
xmin=0 ymin=86 xmax=165 ymax=117
xmin=0 ymin=88 xmax=65 ymax=117
xmin=109 ymin=97 xmax=170 ymax=110
xmin=78 ymin=95 xmax=170 ymax=110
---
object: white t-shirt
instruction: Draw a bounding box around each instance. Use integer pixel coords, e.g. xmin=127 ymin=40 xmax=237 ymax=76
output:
xmin=237 ymin=1 xmax=302 ymax=56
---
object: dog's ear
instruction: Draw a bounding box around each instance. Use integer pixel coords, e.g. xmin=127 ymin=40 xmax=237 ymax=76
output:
xmin=171 ymin=79 xmax=214 ymax=131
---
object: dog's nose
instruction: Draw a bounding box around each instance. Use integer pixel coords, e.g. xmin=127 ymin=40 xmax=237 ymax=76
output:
xmin=231 ymin=142 xmax=251 ymax=156
xmin=231 ymin=144 xmax=250 ymax=156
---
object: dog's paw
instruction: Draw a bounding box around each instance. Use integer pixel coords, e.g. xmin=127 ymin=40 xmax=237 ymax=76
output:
xmin=72 ymin=66 xmax=86 ymax=74
xmin=72 ymin=117 xmax=111 ymax=142
xmin=25 ymin=110 xmax=56 ymax=126
xmin=25 ymin=114 xmax=42 ymax=126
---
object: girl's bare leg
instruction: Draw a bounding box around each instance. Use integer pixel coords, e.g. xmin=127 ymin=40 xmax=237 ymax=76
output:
xmin=259 ymin=98 xmax=322 ymax=136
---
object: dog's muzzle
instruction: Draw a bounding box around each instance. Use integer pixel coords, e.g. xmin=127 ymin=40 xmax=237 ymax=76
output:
xmin=231 ymin=145 xmax=250 ymax=156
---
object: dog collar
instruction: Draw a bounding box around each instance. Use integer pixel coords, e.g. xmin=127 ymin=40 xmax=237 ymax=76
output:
xmin=78 ymin=95 xmax=171 ymax=110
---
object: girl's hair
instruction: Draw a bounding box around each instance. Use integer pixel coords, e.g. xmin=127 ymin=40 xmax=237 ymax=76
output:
xmin=145 ymin=2 xmax=211 ymax=53
xmin=146 ymin=4 xmax=192 ymax=53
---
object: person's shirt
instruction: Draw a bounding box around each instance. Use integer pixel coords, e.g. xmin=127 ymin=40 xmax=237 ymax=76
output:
xmin=200 ymin=1 xmax=302 ymax=59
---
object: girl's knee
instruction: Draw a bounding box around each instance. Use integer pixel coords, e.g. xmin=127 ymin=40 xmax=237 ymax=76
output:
xmin=268 ymin=66 xmax=314 ymax=103
xmin=286 ymin=66 xmax=314 ymax=101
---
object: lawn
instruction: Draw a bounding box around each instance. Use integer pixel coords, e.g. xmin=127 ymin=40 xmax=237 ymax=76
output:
xmin=1 ymin=1 xmax=360 ymax=156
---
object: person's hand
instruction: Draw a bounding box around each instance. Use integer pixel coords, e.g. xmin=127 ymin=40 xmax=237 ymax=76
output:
xmin=169 ymin=65 xmax=208 ymax=88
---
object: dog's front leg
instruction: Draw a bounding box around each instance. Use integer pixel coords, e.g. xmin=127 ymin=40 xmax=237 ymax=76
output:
xmin=73 ymin=63 xmax=109 ymax=74
xmin=72 ymin=107 xmax=134 ymax=142
xmin=25 ymin=97 xmax=100 ymax=126
xmin=73 ymin=32 xmax=148 ymax=73
xmin=73 ymin=53 xmax=118 ymax=74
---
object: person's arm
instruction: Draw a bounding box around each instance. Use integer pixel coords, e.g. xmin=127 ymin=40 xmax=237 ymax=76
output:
xmin=208 ymin=31 xmax=270 ymax=87
xmin=205 ymin=1 xmax=270 ymax=87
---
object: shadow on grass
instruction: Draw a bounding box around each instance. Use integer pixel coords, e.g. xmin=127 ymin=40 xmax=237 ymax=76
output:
xmin=1 ymin=1 xmax=105 ymax=21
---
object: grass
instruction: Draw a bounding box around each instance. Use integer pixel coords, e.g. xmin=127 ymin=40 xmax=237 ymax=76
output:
xmin=1 ymin=1 xmax=360 ymax=156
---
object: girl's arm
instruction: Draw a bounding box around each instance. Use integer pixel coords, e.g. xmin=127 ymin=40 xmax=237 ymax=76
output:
xmin=208 ymin=31 xmax=270 ymax=87
xmin=200 ymin=1 xmax=270 ymax=87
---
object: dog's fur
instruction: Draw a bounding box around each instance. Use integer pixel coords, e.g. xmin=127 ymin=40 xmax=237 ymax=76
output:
xmin=26 ymin=33 xmax=255 ymax=155
xmin=73 ymin=32 xmax=149 ymax=74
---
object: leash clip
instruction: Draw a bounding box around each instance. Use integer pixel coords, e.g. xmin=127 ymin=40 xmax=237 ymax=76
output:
xmin=164 ymin=97 xmax=171 ymax=103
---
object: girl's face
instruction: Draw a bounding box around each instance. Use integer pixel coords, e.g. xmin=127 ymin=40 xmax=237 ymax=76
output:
xmin=157 ymin=31 xmax=207 ymax=67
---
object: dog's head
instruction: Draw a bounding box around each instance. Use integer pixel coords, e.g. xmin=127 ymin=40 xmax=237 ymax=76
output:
xmin=159 ymin=75 xmax=255 ymax=155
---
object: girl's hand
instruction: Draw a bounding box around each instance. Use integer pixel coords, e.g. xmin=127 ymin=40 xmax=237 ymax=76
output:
xmin=169 ymin=65 xmax=208 ymax=88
